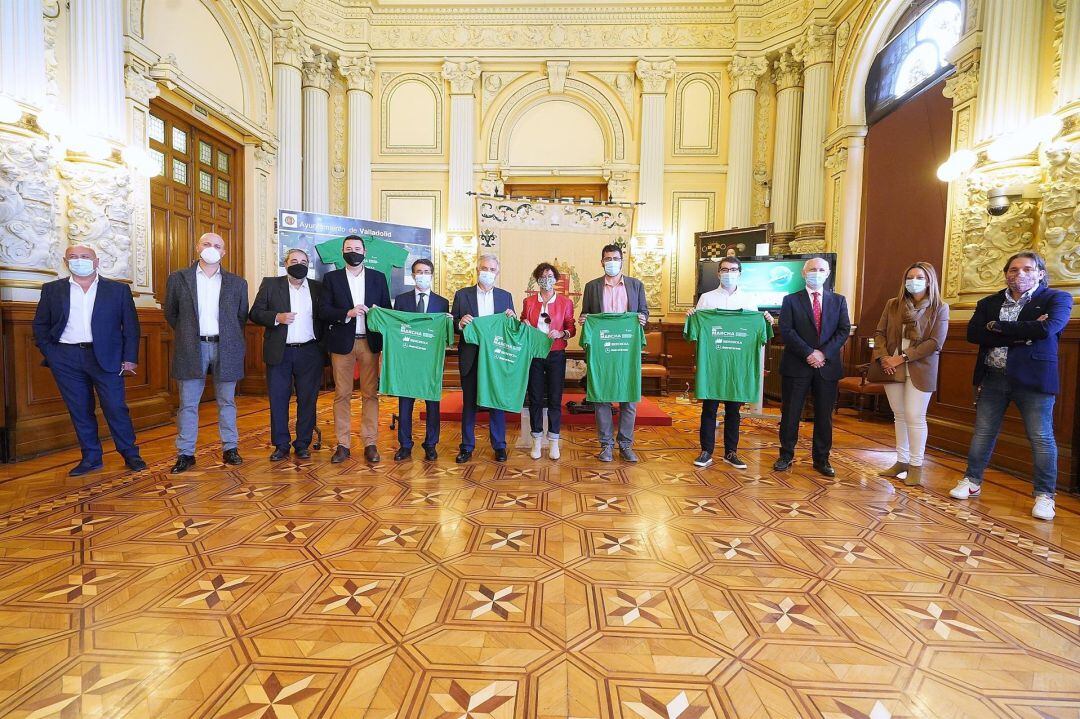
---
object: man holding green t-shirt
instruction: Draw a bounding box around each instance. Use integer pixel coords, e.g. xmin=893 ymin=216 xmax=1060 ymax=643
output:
xmin=579 ymin=244 xmax=649 ymax=463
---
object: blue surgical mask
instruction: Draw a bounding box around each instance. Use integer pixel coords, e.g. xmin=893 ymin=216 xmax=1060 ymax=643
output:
xmin=905 ymin=278 xmax=927 ymax=295
xmin=603 ymin=260 xmax=622 ymax=277
xmin=68 ymin=258 xmax=95 ymax=277
xmin=414 ymin=274 xmax=432 ymax=291
xmin=478 ymin=270 xmax=496 ymax=287
xmin=719 ymin=273 xmax=738 ymax=290
xmin=805 ymin=270 xmax=828 ymax=289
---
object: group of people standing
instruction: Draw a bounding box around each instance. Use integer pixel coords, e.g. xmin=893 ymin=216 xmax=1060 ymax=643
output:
xmin=32 ymin=234 xmax=1068 ymax=521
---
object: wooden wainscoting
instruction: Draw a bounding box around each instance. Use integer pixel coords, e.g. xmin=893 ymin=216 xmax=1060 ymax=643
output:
xmin=237 ymin=324 xmax=268 ymax=396
xmin=926 ymin=319 xmax=1079 ymax=493
xmin=1 ymin=302 xmax=176 ymax=460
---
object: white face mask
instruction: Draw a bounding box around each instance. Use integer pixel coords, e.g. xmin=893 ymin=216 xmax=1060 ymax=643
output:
xmin=413 ymin=274 xmax=432 ymax=291
xmin=478 ymin=270 xmax=497 ymax=287
xmin=68 ymin=258 xmax=95 ymax=277
xmin=804 ymin=270 xmax=828 ymax=289
xmin=200 ymin=246 xmax=223 ymax=265
xmin=538 ymin=277 xmax=556 ymax=292
xmin=905 ymin=278 xmax=927 ymax=295
xmin=603 ymin=260 xmax=622 ymax=277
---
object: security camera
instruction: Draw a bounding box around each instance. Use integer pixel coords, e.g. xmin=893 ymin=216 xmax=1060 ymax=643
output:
xmin=986 ymin=187 xmax=1016 ymax=216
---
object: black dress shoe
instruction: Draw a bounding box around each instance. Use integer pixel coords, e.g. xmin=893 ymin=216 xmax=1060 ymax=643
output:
xmin=394 ymin=447 xmax=412 ymax=461
xmin=69 ymin=461 xmax=103 ymax=477
xmin=455 ymin=450 xmax=472 ymax=464
xmin=772 ymin=457 xmax=793 ymax=471
xmin=424 ymin=447 xmax=438 ymax=461
xmin=222 ymin=448 xmax=243 ymax=465
xmin=171 ymin=455 xmax=196 ymax=474
xmin=124 ymin=456 xmax=148 ymax=472
xmin=331 ymin=445 xmax=350 ymax=463
xmin=814 ymin=462 xmax=836 ymax=478
xmin=364 ymin=444 xmax=381 ymax=463
xmin=269 ymin=447 xmax=290 ymax=462
xmin=295 ymin=448 xmax=311 ymax=460
xmin=494 ymin=448 xmax=508 ymax=462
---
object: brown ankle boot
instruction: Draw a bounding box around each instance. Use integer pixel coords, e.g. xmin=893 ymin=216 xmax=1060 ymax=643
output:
xmin=878 ymin=461 xmax=909 ymax=478
xmin=903 ymin=465 xmax=923 ymax=486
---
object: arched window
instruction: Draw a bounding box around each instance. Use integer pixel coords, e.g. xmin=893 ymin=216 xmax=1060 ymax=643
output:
xmin=865 ymin=0 xmax=963 ymax=123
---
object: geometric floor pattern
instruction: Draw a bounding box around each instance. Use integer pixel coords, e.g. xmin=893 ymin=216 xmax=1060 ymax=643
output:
xmin=0 ymin=395 xmax=1077 ymax=718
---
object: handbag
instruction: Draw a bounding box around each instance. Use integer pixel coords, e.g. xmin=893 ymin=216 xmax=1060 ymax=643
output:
xmin=866 ymin=354 xmax=906 ymax=383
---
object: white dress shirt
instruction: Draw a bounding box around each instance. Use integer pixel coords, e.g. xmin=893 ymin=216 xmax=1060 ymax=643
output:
xmin=536 ymin=293 xmax=556 ymax=332
xmin=346 ymin=267 xmax=367 ymax=335
xmin=415 ymin=288 xmax=430 ymax=313
xmin=696 ymin=286 xmax=758 ymax=311
xmin=196 ymin=265 xmax=222 ymax=336
xmin=286 ymin=279 xmax=316 ymax=343
xmin=59 ymin=277 xmax=99 ymax=344
xmin=476 ymin=285 xmax=495 ymax=317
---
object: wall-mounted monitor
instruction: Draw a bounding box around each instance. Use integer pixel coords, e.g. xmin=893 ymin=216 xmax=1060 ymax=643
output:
xmin=696 ymin=253 xmax=838 ymax=311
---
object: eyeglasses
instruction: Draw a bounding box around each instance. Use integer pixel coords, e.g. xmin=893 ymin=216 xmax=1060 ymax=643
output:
xmin=718 ymin=268 xmax=740 ymax=274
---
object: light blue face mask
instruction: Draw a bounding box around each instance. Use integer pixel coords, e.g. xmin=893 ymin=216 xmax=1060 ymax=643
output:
xmin=68 ymin=258 xmax=95 ymax=277
xmin=719 ymin=273 xmax=738 ymax=290
xmin=478 ymin=270 xmax=497 ymax=287
xmin=603 ymin=260 xmax=622 ymax=277
xmin=804 ymin=270 xmax=828 ymax=289
xmin=905 ymin=278 xmax=927 ymax=295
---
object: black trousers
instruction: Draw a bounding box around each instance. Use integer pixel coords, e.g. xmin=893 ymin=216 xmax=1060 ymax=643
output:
xmin=699 ymin=400 xmax=742 ymax=455
xmin=267 ymin=343 xmax=323 ymax=451
xmin=527 ymin=350 xmax=566 ymax=437
xmin=778 ymin=373 xmax=838 ymax=463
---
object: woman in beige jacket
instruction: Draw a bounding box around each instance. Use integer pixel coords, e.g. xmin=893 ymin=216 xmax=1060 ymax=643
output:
xmin=873 ymin=262 xmax=950 ymax=486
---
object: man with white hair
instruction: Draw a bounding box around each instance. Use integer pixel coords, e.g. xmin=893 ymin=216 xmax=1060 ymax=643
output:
xmin=32 ymin=245 xmax=146 ymax=476
xmin=451 ymin=254 xmax=516 ymax=463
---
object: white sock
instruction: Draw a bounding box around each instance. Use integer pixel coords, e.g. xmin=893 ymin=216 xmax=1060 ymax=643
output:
xmin=530 ymin=436 xmax=543 ymax=459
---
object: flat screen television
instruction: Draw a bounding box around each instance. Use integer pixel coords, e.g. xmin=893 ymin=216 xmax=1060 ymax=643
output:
xmin=696 ymin=253 xmax=838 ymax=311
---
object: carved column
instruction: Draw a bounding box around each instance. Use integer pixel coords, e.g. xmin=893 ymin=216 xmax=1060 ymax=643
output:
xmin=770 ymin=51 xmax=803 ymax=253
xmin=0 ymin=0 xmax=47 ymax=108
xmin=124 ymin=59 xmax=160 ymax=300
xmin=339 ymin=54 xmax=375 ymax=219
xmin=724 ymin=56 xmax=767 ymax=229
xmin=254 ymin=143 xmax=276 ymax=277
xmin=273 ymin=25 xmax=303 ymax=213
xmin=69 ymin=0 xmax=126 ymax=142
xmin=793 ymin=24 xmax=834 ymax=248
xmin=635 ymin=58 xmax=676 ymax=237
xmin=442 ymin=59 xmax=481 ymax=238
xmin=301 ymin=45 xmax=331 ymax=214
xmin=1058 ymin=0 xmax=1080 ymax=107
xmin=974 ymin=0 xmax=1042 ymax=141
xmin=941 ymin=52 xmax=980 ymax=301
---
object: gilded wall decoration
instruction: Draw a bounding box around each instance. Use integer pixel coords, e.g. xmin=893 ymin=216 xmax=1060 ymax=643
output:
xmin=668 ymin=192 xmax=715 ymax=311
xmin=751 ymin=75 xmax=773 ymax=226
xmin=330 ymin=75 xmax=347 ymax=215
xmin=60 ymin=162 xmax=133 ymax=281
xmin=943 ymin=57 xmax=979 ymax=106
xmin=442 ymin=245 xmax=477 ymax=297
xmin=1039 ymin=140 xmax=1080 ymax=284
xmin=631 ymin=240 xmax=665 ymax=311
xmin=0 ymin=133 xmax=59 ymax=273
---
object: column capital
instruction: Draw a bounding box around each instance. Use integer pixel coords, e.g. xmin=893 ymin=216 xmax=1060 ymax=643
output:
xmin=793 ymin=23 xmax=835 ymax=67
xmin=301 ymin=45 xmax=332 ymax=92
xmin=124 ymin=63 xmax=159 ymax=106
xmin=728 ymin=55 xmax=768 ymax=93
xmin=272 ymin=24 xmax=304 ymax=68
xmin=254 ymin=142 xmax=276 ymax=174
xmin=339 ymin=54 xmax=375 ymax=93
xmin=442 ymin=58 xmax=481 ymax=95
xmin=635 ymin=58 xmax=676 ymax=93
xmin=943 ymin=56 xmax=979 ymax=104
xmin=772 ymin=50 xmax=803 ymax=91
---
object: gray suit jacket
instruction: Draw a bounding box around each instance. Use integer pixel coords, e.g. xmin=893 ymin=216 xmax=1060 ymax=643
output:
xmin=164 ymin=264 xmax=249 ymax=382
xmin=581 ymin=275 xmax=650 ymax=318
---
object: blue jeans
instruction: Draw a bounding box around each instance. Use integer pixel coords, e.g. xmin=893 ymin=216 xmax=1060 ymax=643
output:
xmin=176 ymin=341 xmax=238 ymax=455
xmin=964 ymin=370 xmax=1057 ymax=497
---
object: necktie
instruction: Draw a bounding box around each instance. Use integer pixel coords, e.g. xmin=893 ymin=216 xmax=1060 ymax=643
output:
xmin=419 ymin=293 xmax=427 ymax=313
xmin=812 ymin=292 xmax=822 ymax=334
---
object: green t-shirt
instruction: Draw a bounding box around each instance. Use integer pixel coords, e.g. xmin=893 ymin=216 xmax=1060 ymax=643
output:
xmin=463 ymin=314 xmax=552 ymax=412
xmin=366 ymin=306 xmax=454 ymax=402
xmin=314 ymin=236 xmax=410 ymax=293
xmin=684 ymin=309 xmax=773 ymax=403
xmin=580 ymin=313 xmax=645 ymax=404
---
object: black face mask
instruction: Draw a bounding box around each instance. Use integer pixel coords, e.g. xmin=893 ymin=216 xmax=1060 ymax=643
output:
xmin=343 ymin=251 xmax=365 ymax=267
xmin=286 ymin=263 xmax=308 ymax=279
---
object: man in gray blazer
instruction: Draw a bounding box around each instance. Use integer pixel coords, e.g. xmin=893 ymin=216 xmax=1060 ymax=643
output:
xmin=579 ymin=243 xmax=649 ymax=462
xmin=164 ymin=233 xmax=249 ymax=473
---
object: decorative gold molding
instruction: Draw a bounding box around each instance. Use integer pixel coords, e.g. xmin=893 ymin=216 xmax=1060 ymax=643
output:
xmin=668 ymin=191 xmax=715 ymax=311
xmin=672 ymin=73 xmax=722 ymax=157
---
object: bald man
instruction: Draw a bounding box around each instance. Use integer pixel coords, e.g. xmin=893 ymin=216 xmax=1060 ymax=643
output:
xmin=164 ymin=233 xmax=249 ymax=473
xmin=32 ymin=246 xmax=146 ymax=476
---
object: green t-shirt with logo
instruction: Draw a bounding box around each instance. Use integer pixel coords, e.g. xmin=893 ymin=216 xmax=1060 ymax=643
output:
xmin=367 ymin=306 xmax=454 ymax=402
xmin=684 ymin=309 xmax=773 ymax=403
xmin=314 ymin=236 xmax=410 ymax=293
xmin=580 ymin=313 xmax=645 ymax=404
xmin=463 ymin=314 xmax=552 ymax=412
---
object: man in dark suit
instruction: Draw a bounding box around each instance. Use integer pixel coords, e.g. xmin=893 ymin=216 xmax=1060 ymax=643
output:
xmin=393 ymin=258 xmax=449 ymax=461
xmin=164 ymin=232 xmax=249 ymax=474
xmin=451 ymin=253 xmax=516 ymax=464
xmin=579 ymin=243 xmax=649 ymax=463
xmin=249 ymin=248 xmax=324 ymax=461
xmin=32 ymin=245 xmax=146 ymax=476
xmin=317 ymin=234 xmax=392 ymax=464
xmin=950 ymin=251 xmax=1072 ymax=521
xmin=774 ymin=257 xmax=851 ymax=477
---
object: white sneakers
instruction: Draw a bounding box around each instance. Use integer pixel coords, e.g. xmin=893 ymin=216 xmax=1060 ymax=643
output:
xmin=549 ymin=439 xmax=560 ymax=460
xmin=949 ymin=478 xmax=1055 ymax=521
xmin=530 ymin=436 xmax=561 ymax=460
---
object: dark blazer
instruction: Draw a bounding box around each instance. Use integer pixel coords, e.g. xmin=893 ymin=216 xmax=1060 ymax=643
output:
xmin=451 ymin=285 xmax=514 ymax=377
xmin=248 ymin=275 xmax=325 ymax=365
xmin=778 ymin=289 xmax=852 ymax=382
xmin=967 ymin=285 xmax=1072 ymax=395
xmin=395 ymin=288 xmax=449 ymax=314
xmin=317 ymin=266 xmax=392 ymax=355
xmin=164 ymin=265 xmax=249 ymax=382
xmin=32 ymin=276 xmax=140 ymax=373
xmin=581 ymin=275 xmax=650 ymax=318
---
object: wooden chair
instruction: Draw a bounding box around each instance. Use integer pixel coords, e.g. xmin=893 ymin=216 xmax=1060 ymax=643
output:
xmin=836 ymin=362 xmax=887 ymax=418
xmin=641 ymin=330 xmax=670 ymax=395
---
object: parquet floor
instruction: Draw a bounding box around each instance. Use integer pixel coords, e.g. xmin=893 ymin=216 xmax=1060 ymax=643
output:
xmin=0 ymin=394 xmax=1078 ymax=719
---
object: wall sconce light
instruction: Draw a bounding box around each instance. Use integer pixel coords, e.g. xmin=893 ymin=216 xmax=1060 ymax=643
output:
xmin=936 ymin=148 xmax=977 ymax=181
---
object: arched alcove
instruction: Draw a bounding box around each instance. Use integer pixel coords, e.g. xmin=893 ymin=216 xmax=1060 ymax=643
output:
xmin=507 ymin=99 xmax=606 ymax=167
